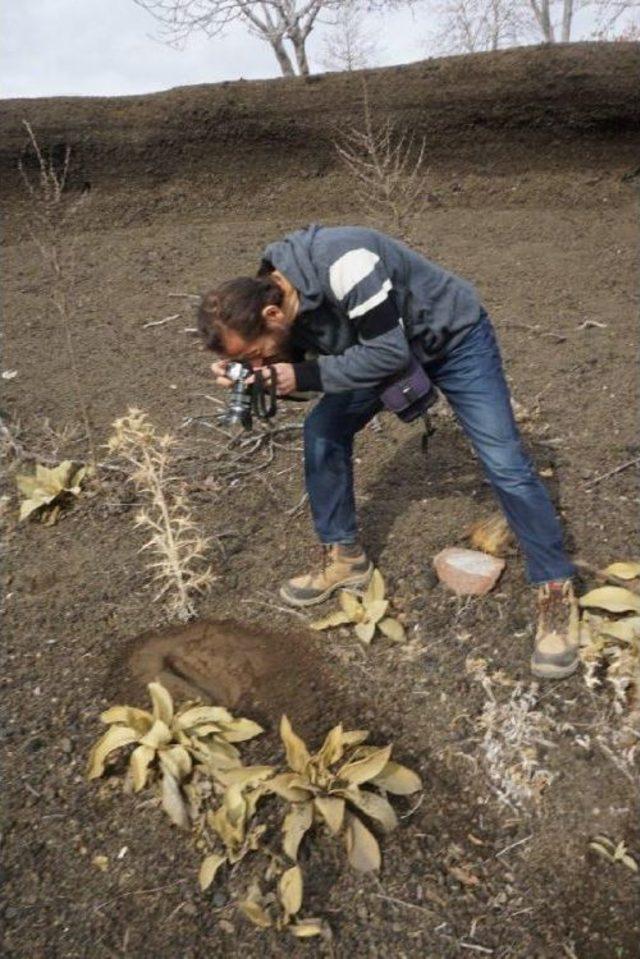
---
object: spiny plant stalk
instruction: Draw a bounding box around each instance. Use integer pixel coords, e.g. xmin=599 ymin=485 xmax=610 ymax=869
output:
xmin=108 ymin=409 xmax=216 ymax=621
xmin=334 ymin=83 xmax=428 ymax=239
xmin=17 ymin=121 xmax=97 ymax=467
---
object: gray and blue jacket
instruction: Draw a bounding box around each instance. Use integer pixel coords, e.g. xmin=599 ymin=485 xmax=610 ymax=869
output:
xmin=263 ymin=224 xmax=482 ymax=394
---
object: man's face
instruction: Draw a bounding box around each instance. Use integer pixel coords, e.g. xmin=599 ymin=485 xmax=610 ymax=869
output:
xmin=221 ymin=326 xmax=290 ymax=369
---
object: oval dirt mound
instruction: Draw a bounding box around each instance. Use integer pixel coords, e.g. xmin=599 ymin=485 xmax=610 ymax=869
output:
xmin=112 ymin=618 xmax=355 ymax=738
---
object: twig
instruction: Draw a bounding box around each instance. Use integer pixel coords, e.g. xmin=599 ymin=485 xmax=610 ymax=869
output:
xmin=509 ymin=322 xmax=567 ymax=343
xmin=495 ymin=834 xmax=533 ymax=858
xmin=240 ymin=598 xmax=307 ymax=620
xmin=458 ymin=943 xmax=494 ymax=955
xmin=399 ymin=792 xmax=425 ymax=819
xmin=577 ymin=320 xmax=608 ymax=330
xmin=286 ymin=492 xmax=309 ymax=516
xmin=168 ymin=292 xmax=199 ymax=299
xmin=373 ymin=893 xmax=435 ymax=917
xmin=142 ymin=313 xmax=180 ymax=329
xmin=584 ymin=456 xmax=640 ymax=490
xmin=94 ymin=879 xmax=187 ymax=912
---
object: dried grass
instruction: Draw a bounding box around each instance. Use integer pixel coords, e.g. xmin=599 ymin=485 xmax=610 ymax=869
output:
xmin=466 ymin=658 xmax=556 ymax=809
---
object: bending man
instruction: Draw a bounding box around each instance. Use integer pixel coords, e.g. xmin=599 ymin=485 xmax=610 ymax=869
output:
xmin=198 ymin=224 xmax=579 ymax=679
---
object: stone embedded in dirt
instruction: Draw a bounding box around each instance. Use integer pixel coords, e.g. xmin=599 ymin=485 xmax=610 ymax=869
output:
xmin=433 ymin=547 xmax=506 ymax=595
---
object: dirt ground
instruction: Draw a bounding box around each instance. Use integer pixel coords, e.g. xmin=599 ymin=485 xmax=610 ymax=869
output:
xmin=1 ymin=42 xmax=639 ymax=959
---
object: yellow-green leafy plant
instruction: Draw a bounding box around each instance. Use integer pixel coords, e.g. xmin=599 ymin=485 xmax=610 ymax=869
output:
xmin=589 ymin=835 xmax=638 ymax=873
xmin=87 ymin=681 xmax=263 ymax=828
xmin=108 ymin=408 xmax=215 ymax=621
xmin=197 ymin=765 xmax=274 ymax=886
xmin=311 ymin=569 xmax=406 ymax=644
xmin=266 ymin=716 xmax=421 ymax=872
xmin=239 ymin=868 xmax=328 ymax=938
xmin=16 ymin=460 xmax=89 ymax=523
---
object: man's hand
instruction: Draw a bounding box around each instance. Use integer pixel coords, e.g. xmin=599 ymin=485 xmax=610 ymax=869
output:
xmin=210 ymin=359 xmax=233 ymax=388
xmin=264 ymin=363 xmax=297 ymax=396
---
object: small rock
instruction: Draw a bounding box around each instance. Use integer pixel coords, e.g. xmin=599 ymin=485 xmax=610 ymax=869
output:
xmin=433 ymin=547 xmax=505 ymax=596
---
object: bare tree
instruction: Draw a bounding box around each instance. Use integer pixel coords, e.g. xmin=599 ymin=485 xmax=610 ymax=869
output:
xmin=429 ymin=0 xmax=523 ymax=53
xmin=321 ymin=1 xmax=383 ymax=70
xmin=334 ymin=84 xmax=428 ymax=238
xmin=426 ymin=0 xmax=640 ymax=52
xmin=133 ymin=0 xmax=341 ymax=76
xmin=18 ymin=123 xmax=97 ymax=467
xmin=593 ymin=0 xmax=640 ymax=34
xmin=523 ymin=0 xmax=577 ymax=42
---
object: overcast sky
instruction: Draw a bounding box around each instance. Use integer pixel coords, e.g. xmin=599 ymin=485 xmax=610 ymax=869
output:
xmin=0 ymin=1 xmax=620 ymax=100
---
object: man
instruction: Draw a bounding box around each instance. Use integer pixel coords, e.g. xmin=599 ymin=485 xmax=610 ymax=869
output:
xmin=198 ymin=224 xmax=579 ymax=679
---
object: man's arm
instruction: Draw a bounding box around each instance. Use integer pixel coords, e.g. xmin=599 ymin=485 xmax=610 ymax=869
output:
xmin=293 ymin=247 xmax=410 ymax=393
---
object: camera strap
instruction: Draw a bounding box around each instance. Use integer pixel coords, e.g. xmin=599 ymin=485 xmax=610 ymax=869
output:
xmin=251 ymin=367 xmax=277 ymax=420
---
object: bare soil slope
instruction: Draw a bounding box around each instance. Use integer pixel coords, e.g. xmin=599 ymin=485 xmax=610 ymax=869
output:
xmin=2 ymin=42 xmax=639 ymax=959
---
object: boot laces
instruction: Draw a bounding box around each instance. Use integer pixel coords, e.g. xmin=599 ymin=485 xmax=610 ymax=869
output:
xmin=311 ymin=544 xmax=332 ymax=574
xmin=538 ymin=581 xmax=572 ymax=633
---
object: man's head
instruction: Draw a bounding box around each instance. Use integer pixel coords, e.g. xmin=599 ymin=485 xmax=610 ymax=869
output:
xmin=198 ymin=270 xmax=299 ymax=367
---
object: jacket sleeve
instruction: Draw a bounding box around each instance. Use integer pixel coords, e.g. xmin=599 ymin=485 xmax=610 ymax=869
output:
xmin=293 ymin=247 xmax=410 ymax=393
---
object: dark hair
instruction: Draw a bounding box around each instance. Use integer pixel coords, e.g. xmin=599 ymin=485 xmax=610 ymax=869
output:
xmin=197 ymin=275 xmax=283 ymax=352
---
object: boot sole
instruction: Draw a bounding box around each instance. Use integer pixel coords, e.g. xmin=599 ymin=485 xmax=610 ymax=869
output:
xmin=279 ymin=566 xmax=373 ymax=609
xmin=530 ymin=655 xmax=579 ymax=680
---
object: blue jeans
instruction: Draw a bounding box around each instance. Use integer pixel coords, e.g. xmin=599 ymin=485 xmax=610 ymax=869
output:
xmin=303 ymin=311 xmax=574 ymax=585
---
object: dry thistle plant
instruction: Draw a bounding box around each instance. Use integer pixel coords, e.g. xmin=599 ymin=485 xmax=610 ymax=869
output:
xmin=466 ymin=658 xmax=557 ymax=809
xmin=334 ymin=83 xmax=428 ymax=238
xmin=18 ymin=122 xmax=96 ymax=465
xmin=108 ymin=408 xmax=215 ymax=621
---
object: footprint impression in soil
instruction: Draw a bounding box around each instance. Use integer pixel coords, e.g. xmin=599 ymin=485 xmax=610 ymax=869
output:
xmin=112 ymin=618 xmax=357 ymax=738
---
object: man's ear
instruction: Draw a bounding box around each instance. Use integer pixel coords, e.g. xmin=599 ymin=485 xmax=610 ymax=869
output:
xmin=262 ymin=304 xmax=287 ymax=329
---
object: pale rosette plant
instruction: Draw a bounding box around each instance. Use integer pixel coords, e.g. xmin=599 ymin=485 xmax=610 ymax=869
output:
xmin=311 ymin=569 xmax=406 ymax=644
xmin=267 ymin=715 xmax=421 ymax=872
xmin=87 ymin=682 xmax=263 ymax=827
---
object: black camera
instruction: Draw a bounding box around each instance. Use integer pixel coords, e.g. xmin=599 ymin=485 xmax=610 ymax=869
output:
xmin=219 ymin=361 xmax=277 ymax=431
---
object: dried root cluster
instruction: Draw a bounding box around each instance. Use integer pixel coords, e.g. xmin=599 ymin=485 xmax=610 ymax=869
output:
xmin=579 ymin=567 xmax=640 ymax=764
xmin=88 ymin=682 xmax=422 ymax=938
xmin=466 ymin=659 xmax=557 ymax=809
xmin=579 ymin=572 xmax=640 ymax=711
xmin=108 ymin=408 xmax=215 ymax=621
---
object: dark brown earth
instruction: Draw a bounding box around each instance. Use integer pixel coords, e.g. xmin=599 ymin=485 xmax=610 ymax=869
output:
xmin=2 ymin=42 xmax=640 ymax=959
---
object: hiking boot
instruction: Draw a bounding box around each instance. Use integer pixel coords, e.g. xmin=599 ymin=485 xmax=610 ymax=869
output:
xmin=280 ymin=544 xmax=373 ymax=608
xmin=531 ymin=580 xmax=580 ymax=679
